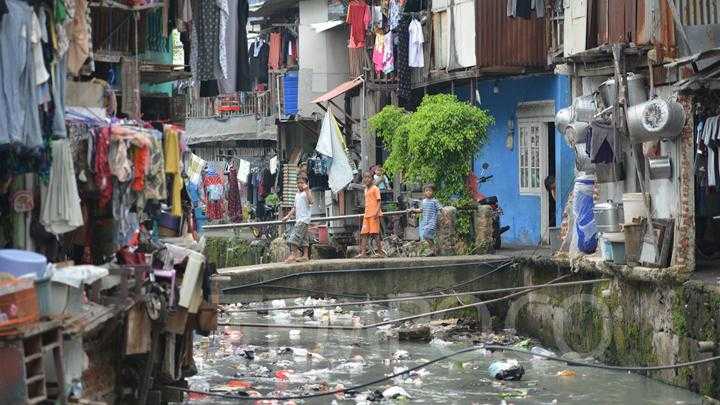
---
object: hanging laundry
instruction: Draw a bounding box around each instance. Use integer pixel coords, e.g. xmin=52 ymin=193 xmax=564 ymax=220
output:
xmin=236 ymin=0 xmax=252 ymax=91
xmin=0 ymin=0 xmax=43 ymax=149
xmin=164 ymin=126 xmax=184 ymax=217
xmin=132 ymin=146 xmax=150 ymax=192
xmin=218 ymin=0 xmax=230 ymax=80
xmin=383 ymin=31 xmax=395 ymax=74
xmin=268 ymin=32 xmax=282 ymax=70
xmin=316 ymin=110 xmax=354 ymax=193
xmin=347 ymin=0 xmax=371 ymax=48
xmin=396 ymin=16 xmax=411 ymax=102
xmin=531 ymin=0 xmax=545 ymax=17
xmin=145 ymin=134 xmax=167 ymax=200
xmin=586 ymin=120 xmax=617 ymax=164
xmin=227 ymin=165 xmax=243 ymax=222
xmin=40 ymin=139 xmax=84 ymax=235
xmin=372 ymin=31 xmax=385 ymax=73
xmin=204 ymin=168 xmax=225 ymax=220
xmin=187 ymin=153 xmax=206 ymax=185
xmin=249 ymin=38 xmax=269 ymax=84
xmin=237 ymin=159 xmax=251 ymax=183
xmin=408 ymin=19 xmax=424 ymax=68
xmin=67 ymin=0 xmax=93 ymax=76
xmin=192 ymin=0 xmax=221 ymax=81
xmin=95 ymin=127 xmax=113 ymax=208
xmin=389 ymin=0 xmax=400 ymax=30
xmin=270 ymin=156 xmax=279 ymax=175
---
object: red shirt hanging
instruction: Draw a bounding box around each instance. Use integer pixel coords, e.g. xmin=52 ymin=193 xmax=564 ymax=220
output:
xmin=346 ymin=0 xmax=370 ymax=48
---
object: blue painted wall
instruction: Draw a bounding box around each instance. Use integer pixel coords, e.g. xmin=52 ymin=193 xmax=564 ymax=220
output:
xmin=428 ymin=74 xmax=572 ymax=246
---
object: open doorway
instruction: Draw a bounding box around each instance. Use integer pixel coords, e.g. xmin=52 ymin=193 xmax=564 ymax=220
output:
xmin=547 ymin=122 xmax=557 ymax=230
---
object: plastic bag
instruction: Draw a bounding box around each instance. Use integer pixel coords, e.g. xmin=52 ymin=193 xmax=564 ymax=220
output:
xmin=570 ymin=175 xmax=598 ymax=255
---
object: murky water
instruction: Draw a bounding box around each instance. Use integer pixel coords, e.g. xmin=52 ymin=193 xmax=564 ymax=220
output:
xmin=187 ymin=298 xmax=702 ymax=404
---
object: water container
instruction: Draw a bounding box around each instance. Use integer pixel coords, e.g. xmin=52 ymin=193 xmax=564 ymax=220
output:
xmin=0 ymin=249 xmax=47 ymax=278
xmin=622 ymin=193 xmax=649 ymax=225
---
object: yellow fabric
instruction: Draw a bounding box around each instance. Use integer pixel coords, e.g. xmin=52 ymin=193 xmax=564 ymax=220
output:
xmin=163 ymin=127 xmax=183 ymax=217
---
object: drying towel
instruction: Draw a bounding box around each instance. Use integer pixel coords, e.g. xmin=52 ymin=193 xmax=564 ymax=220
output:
xmin=41 ymin=139 xmax=84 ymax=235
xmin=164 ymin=127 xmax=183 ymax=217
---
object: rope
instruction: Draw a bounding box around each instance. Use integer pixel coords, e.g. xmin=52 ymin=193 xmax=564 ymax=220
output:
xmin=222 ymin=278 xmax=609 ymax=314
xmin=219 ymin=273 xmax=575 ymax=330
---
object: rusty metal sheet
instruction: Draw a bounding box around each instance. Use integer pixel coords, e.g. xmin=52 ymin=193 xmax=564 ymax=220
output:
xmin=475 ymin=0 xmax=546 ymax=68
xmin=676 ymin=0 xmax=720 ymax=26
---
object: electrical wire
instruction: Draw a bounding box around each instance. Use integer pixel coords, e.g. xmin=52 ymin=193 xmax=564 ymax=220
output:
xmin=222 ymin=258 xmax=513 ymax=294
xmin=162 ymin=344 xmax=720 ymax=402
xmin=219 ymin=273 xmax=578 ymax=330
xmin=223 ymin=278 xmax=609 ymax=313
xmin=238 ymin=259 xmax=516 ymax=301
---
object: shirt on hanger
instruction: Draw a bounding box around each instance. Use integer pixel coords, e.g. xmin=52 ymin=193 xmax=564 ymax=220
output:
xmin=704 ymin=116 xmax=719 ymax=187
xmin=408 ymin=19 xmax=424 ymax=68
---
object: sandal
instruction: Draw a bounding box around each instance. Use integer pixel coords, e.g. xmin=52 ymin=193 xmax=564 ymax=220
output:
xmin=354 ymin=253 xmax=367 ymax=258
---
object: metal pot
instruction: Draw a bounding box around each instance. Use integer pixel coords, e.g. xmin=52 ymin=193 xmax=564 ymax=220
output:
xmin=648 ymin=156 xmax=672 ymax=180
xmin=593 ymin=200 xmax=624 ymax=233
xmin=555 ymin=107 xmax=573 ymax=134
xmin=566 ymin=121 xmax=589 ymax=143
xmin=627 ymin=98 xmax=685 ymax=143
xmin=598 ymin=73 xmax=648 ymax=107
xmin=572 ymin=95 xmax=597 ymax=123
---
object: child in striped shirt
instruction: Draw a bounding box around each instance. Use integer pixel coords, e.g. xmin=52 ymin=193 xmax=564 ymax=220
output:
xmin=414 ymin=183 xmax=442 ymax=255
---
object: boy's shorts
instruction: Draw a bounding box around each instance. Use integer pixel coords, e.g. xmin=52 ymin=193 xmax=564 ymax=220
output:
xmin=288 ymin=222 xmax=309 ymax=247
xmin=361 ymin=217 xmax=380 ymax=235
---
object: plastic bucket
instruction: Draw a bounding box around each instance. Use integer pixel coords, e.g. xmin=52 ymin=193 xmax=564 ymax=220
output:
xmin=622 ymin=193 xmax=649 ymax=225
xmin=0 ymin=249 xmax=47 ymax=278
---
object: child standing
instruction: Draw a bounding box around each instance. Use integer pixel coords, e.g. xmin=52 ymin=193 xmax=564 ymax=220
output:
xmin=416 ymin=184 xmax=442 ymax=255
xmin=283 ymin=176 xmax=314 ymax=263
xmin=357 ymin=172 xmax=383 ymax=257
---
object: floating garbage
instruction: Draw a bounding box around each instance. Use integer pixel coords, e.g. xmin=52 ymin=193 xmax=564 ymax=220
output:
xmin=488 ymin=359 xmax=525 ymax=381
xmin=225 ymin=379 xmax=253 ymax=389
xmin=274 ymin=369 xmax=293 ymax=380
xmin=392 ymin=350 xmax=410 ymax=361
xmin=383 ymin=386 xmax=412 ymax=399
xmin=302 ymin=309 xmax=315 ymax=318
xmin=271 ymin=299 xmax=286 ymax=309
xmin=530 ymin=346 xmax=556 ymax=360
xmin=430 ymin=337 xmax=453 ymax=347
xmin=289 ymin=329 xmax=301 ymax=340
xmin=557 ymin=369 xmax=577 ymax=377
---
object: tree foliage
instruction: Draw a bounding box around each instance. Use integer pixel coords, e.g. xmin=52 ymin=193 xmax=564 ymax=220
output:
xmin=369 ymin=94 xmax=494 ymax=201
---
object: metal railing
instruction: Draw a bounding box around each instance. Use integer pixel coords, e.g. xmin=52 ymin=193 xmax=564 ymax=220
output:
xmin=186 ymin=90 xmax=272 ymax=119
xmin=202 ymin=210 xmax=411 ymax=230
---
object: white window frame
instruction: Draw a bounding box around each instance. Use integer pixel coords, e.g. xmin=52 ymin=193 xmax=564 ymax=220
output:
xmin=518 ymin=120 xmax=547 ymax=196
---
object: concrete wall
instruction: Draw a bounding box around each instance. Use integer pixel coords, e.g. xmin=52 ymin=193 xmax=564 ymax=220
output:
xmin=298 ymin=0 xmax=350 ymax=117
xmin=472 ymin=74 xmax=573 ymax=246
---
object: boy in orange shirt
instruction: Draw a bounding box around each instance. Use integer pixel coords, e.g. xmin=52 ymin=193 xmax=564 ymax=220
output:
xmin=356 ymin=172 xmax=383 ymax=257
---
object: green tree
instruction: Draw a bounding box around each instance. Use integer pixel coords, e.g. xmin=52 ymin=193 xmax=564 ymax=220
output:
xmin=369 ymin=94 xmax=494 ymax=201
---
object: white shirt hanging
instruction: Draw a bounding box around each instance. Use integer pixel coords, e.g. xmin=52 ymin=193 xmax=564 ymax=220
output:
xmin=408 ymin=19 xmax=424 ymax=68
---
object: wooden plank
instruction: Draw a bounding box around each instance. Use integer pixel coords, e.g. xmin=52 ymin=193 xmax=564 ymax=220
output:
xmin=25 ymin=374 xmax=45 ymax=384
xmin=125 ymin=304 xmax=152 ymax=355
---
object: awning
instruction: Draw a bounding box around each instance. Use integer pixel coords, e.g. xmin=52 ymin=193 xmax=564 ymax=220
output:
xmin=311 ymin=77 xmax=364 ymax=104
xmin=250 ymin=0 xmax=298 ymax=17
xmin=310 ymin=20 xmax=345 ymax=33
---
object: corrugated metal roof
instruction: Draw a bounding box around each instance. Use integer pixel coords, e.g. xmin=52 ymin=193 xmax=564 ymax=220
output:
xmin=311 ymin=77 xmax=363 ymax=104
xmin=185 ymin=116 xmax=278 ymax=145
xmin=475 ymin=0 xmax=547 ymax=68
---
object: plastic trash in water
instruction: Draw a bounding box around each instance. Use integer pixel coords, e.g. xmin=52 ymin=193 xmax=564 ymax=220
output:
xmin=275 ymin=370 xmax=293 ymax=380
xmin=382 ymin=386 xmax=412 ymax=399
xmin=530 ymin=346 xmax=556 ymax=360
xmin=392 ymin=350 xmax=409 ymax=361
xmin=289 ymin=329 xmax=301 ymax=340
xmin=430 ymin=338 xmax=453 ymax=347
xmin=271 ymin=299 xmax=286 ymax=309
xmin=488 ymin=359 xmax=525 ymax=381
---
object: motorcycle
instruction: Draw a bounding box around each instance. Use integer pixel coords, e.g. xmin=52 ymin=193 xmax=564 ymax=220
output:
xmin=473 ymin=163 xmax=510 ymax=250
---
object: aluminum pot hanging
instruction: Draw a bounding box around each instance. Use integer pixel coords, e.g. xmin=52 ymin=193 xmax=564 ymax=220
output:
xmin=555 ymin=107 xmax=573 ymax=134
xmin=627 ymin=98 xmax=685 ymax=144
xmin=598 ymin=73 xmax=648 ymax=107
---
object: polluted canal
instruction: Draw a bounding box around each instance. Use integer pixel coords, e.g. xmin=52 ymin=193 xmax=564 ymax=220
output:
xmin=182 ymin=297 xmax=702 ymax=404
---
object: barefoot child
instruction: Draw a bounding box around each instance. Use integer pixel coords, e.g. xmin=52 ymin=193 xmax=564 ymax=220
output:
xmin=357 ymin=172 xmax=383 ymax=257
xmin=415 ymin=183 xmax=442 ymax=255
xmin=283 ymin=176 xmax=313 ymax=262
